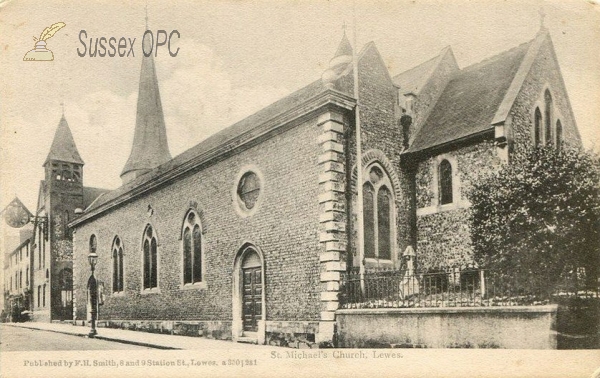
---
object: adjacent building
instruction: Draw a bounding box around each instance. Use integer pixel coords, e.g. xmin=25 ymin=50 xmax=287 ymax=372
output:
xmin=3 ymin=227 xmax=33 ymax=322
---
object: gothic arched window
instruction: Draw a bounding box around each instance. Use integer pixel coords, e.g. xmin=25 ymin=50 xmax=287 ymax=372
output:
xmin=363 ymin=183 xmax=376 ymax=258
xmin=142 ymin=225 xmax=158 ymax=290
xmin=556 ymin=119 xmax=563 ymax=149
xmin=362 ymin=164 xmax=395 ymax=260
xmin=544 ymin=90 xmax=553 ymax=145
xmin=534 ymin=107 xmax=542 ymax=146
xmin=439 ymin=159 xmax=453 ymax=205
xmin=182 ymin=210 xmax=203 ymax=284
xmin=112 ymin=236 xmax=124 ymax=293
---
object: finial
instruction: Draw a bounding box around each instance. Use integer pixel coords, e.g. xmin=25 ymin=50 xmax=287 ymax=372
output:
xmin=145 ymin=3 xmax=149 ymax=29
xmin=342 ymin=21 xmax=347 ymax=35
xmin=539 ymin=7 xmax=546 ymax=30
xmin=60 ymin=101 xmax=65 ymax=116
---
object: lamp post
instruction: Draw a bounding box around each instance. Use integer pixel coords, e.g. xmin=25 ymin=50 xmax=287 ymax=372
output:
xmin=87 ymin=252 xmax=98 ymax=337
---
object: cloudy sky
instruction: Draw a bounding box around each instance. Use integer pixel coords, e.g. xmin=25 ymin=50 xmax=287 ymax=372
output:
xmin=0 ymin=0 xmax=599 ymax=238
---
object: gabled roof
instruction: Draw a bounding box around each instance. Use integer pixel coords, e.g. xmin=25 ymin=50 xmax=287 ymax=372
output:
xmin=393 ymin=46 xmax=453 ymax=95
xmin=83 ymin=186 xmax=111 ymax=209
xmin=44 ymin=116 xmax=84 ymax=165
xmin=406 ymin=36 xmax=537 ymax=153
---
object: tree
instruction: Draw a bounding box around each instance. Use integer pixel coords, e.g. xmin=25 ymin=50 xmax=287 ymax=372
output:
xmin=468 ymin=146 xmax=600 ymax=294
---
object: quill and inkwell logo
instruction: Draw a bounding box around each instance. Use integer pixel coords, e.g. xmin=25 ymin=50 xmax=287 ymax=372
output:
xmin=23 ymin=22 xmax=66 ymax=61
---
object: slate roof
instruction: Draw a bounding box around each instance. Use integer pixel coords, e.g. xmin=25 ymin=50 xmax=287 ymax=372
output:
xmin=406 ymin=40 xmax=533 ymax=153
xmin=85 ymin=78 xmax=328 ymax=212
xmin=44 ymin=116 xmax=84 ymax=165
xmin=393 ymin=47 xmax=450 ymax=95
xmin=83 ymin=186 xmax=110 ymax=209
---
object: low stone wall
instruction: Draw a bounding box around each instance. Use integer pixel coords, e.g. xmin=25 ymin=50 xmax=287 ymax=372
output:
xmin=265 ymin=321 xmax=320 ymax=348
xmin=336 ymin=306 xmax=558 ymax=349
xmin=70 ymin=319 xmax=326 ymax=347
xmin=91 ymin=320 xmax=233 ymax=340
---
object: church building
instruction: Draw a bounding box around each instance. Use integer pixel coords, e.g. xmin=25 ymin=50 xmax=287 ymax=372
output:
xmin=69 ymin=25 xmax=581 ymax=346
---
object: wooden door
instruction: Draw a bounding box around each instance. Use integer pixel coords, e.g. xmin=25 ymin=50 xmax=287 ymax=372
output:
xmin=242 ymin=266 xmax=262 ymax=332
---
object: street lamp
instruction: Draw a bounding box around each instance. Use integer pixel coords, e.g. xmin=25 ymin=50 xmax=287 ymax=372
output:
xmin=87 ymin=252 xmax=98 ymax=337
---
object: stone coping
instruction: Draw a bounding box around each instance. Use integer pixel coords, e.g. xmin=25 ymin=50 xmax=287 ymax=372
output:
xmin=336 ymin=305 xmax=558 ymax=315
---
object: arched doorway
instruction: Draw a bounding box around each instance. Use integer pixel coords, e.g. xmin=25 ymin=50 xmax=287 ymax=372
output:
xmin=232 ymin=244 xmax=265 ymax=343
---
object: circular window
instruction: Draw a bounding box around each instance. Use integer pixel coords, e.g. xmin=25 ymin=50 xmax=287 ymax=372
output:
xmin=233 ymin=166 xmax=265 ymax=217
xmin=237 ymin=172 xmax=260 ymax=210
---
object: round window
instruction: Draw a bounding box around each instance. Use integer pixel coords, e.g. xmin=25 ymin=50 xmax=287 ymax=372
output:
xmin=237 ymin=171 xmax=261 ymax=210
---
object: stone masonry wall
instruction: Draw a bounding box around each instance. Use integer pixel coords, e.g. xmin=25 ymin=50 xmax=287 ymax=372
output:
xmin=340 ymin=44 xmax=413 ymax=268
xmin=509 ymin=36 xmax=581 ymax=154
xmin=73 ymin=117 xmax=323 ymax=333
xmin=415 ymin=141 xmax=500 ymax=270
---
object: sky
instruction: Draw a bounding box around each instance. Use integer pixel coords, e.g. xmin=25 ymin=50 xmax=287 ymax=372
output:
xmin=0 ymin=0 xmax=599 ymax=247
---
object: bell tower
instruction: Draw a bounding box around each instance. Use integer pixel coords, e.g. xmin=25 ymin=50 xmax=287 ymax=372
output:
xmin=41 ymin=113 xmax=84 ymax=321
xmin=44 ymin=114 xmax=84 ymax=187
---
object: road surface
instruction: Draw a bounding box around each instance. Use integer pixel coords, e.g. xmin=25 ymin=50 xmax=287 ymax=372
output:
xmin=0 ymin=324 xmax=151 ymax=351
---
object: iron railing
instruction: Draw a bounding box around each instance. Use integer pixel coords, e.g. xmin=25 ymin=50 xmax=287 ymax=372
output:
xmin=340 ymin=267 xmax=599 ymax=309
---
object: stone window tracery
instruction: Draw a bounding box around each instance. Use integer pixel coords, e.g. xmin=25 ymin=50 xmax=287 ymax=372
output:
xmin=142 ymin=225 xmax=158 ymax=290
xmin=182 ymin=210 xmax=202 ymax=285
xmin=362 ymin=164 xmax=395 ymax=260
xmin=112 ymin=236 xmax=124 ymax=293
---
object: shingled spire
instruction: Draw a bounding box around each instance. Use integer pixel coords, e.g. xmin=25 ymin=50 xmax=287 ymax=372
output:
xmin=120 ymin=32 xmax=171 ymax=184
xmin=321 ymin=30 xmax=354 ymax=89
xmin=44 ymin=115 xmax=84 ymax=166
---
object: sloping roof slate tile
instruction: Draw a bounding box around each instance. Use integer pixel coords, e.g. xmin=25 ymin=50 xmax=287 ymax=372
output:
xmin=406 ymin=40 xmax=532 ymax=153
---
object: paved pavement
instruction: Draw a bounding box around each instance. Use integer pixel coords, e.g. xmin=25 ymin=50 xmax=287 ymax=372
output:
xmin=0 ymin=324 xmax=151 ymax=351
xmin=2 ymin=322 xmax=269 ymax=350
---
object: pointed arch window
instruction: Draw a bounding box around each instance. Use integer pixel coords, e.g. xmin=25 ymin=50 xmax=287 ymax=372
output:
xmin=534 ymin=107 xmax=542 ymax=146
xmin=363 ymin=183 xmax=376 ymax=258
xmin=544 ymin=90 xmax=553 ymax=145
xmin=182 ymin=210 xmax=202 ymax=284
xmin=556 ymin=120 xmax=563 ymax=149
xmin=439 ymin=159 xmax=453 ymax=205
xmin=112 ymin=236 xmax=124 ymax=293
xmin=143 ymin=225 xmax=158 ymax=290
xmin=362 ymin=164 xmax=395 ymax=260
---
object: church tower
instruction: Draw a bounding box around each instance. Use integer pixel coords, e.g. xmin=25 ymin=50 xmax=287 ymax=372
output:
xmin=37 ymin=114 xmax=84 ymax=321
xmin=120 ymin=33 xmax=172 ymax=184
xmin=44 ymin=115 xmax=85 ymax=185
